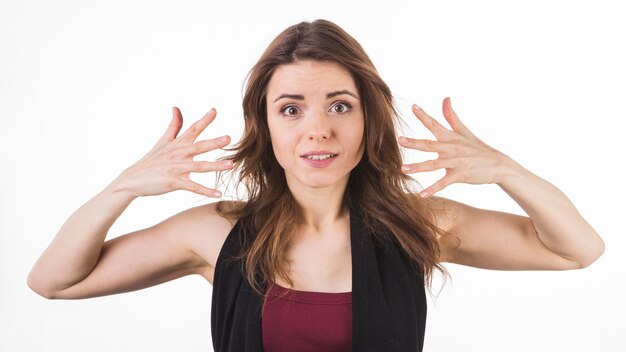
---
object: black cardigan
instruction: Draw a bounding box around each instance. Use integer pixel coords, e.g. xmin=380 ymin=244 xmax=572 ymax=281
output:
xmin=211 ymin=205 xmax=427 ymax=351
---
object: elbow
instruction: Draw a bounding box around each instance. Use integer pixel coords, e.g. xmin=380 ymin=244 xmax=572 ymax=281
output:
xmin=573 ymin=238 xmax=606 ymax=269
xmin=27 ymin=272 xmax=58 ymax=300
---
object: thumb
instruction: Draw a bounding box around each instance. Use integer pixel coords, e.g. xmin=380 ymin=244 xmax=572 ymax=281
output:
xmin=164 ymin=107 xmax=184 ymax=140
xmin=442 ymin=97 xmax=477 ymax=140
xmin=157 ymin=107 xmax=184 ymax=144
xmin=145 ymin=107 xmax=184 ymax=155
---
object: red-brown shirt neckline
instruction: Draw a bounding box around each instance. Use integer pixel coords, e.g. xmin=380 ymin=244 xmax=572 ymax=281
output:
xmin=266 ymin=281 xmax=352 ymax=303
xmin=262 ymin=281 xmax=353 ymax=352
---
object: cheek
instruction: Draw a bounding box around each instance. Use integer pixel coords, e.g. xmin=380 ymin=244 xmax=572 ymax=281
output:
xmin=347 ymin=124 xmax=365 ymax=156
xmin=268 ymin=125 xmax=297 ymax=164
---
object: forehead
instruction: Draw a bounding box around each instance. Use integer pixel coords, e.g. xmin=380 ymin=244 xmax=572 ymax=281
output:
xmin=267 ymin=60 xmax=356 ymax=97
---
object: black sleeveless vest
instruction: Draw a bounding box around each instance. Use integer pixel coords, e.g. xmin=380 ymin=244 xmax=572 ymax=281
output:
xmin=211 ymin=205 xmax=427 ymax=351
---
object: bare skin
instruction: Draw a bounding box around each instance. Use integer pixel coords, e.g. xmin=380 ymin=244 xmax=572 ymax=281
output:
xmin=28 ymin=61 xmax=605 ymax=300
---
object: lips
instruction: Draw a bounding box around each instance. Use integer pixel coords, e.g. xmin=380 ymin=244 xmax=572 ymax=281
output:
xmin=300 ymin=150 xmax=338 ymax=156
xmin=300 ymin=151 xmax=339 ymax=161
xmin=302 ymin=154 xmax=337 ymax=160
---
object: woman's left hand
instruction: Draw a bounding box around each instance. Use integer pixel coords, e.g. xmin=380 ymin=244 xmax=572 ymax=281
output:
xmin=398 ymin=97 xmax=514 ymax=198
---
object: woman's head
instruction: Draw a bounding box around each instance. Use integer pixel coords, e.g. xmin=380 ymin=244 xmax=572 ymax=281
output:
xmin=231 ymin=19 xmax=404 ymax=199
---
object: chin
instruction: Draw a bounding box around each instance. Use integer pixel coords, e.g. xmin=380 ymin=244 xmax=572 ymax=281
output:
xmin=292 ymin=172 xmax=348 ymax=189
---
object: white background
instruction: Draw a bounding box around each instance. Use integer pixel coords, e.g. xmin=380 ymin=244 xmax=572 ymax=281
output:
xmin=1 ymin=1 xmax=624 ymax=351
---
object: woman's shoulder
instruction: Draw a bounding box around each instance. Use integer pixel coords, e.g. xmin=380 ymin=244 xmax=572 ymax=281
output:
xmin=407 ymin=193 xmax=458 ymax=236
xmin=173 ymin=200 xmax=247 ymax=284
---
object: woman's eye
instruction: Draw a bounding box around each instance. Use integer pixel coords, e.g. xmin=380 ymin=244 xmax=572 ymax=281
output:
xmin=331 ymin=102 xmax=352 ymax=113
xmin=281 ymin=105 xmax=300 ymax=116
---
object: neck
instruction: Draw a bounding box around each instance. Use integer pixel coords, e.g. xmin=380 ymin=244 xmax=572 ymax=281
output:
xmin=287 ymin=177 xmax=350 ymax=234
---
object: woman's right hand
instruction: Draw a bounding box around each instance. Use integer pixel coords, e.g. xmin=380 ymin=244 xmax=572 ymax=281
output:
xmin=111 ymin=107 xmax=232 ymax=199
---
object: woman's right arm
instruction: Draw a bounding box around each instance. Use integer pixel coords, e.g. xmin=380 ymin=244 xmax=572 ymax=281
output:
xmin=27 ymin=107 xmax=234 ymax=299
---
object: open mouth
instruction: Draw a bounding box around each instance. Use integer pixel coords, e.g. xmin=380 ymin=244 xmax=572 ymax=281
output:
xmin=301 ymin=154 xmax=338 ymax=161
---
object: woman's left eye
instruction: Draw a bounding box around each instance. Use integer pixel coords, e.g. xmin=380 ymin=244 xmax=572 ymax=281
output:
xmin=331 ymin=102 xmax=352 ymax=113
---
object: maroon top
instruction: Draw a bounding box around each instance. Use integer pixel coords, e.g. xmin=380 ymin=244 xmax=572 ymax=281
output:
xmin=262 ymin=282 xmax=352 ymax=352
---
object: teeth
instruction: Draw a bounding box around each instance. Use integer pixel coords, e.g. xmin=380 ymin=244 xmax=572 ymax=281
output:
xmin=305 ymin=154 xmax=335 ymax=160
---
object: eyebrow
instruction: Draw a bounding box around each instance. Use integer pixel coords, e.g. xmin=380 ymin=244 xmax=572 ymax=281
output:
xmin=272 ymin=90 xmax=359 ymax=103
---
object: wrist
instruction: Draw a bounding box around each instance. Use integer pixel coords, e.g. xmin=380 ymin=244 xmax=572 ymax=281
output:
xmin=104 ymin=173 xmax=140 ymax=202
xmin=495 ymin=154 xmax=528 ymax=188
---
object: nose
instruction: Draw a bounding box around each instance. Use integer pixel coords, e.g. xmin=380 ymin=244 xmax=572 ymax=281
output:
xmin=307 ymin=110 xmax=331 ymax=142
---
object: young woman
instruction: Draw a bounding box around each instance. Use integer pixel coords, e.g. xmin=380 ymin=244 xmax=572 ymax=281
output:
xmin=27 ymin=19 xmax=605 ymax=351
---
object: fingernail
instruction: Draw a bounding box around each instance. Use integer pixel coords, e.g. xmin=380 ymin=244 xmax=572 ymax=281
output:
xmin=210 ymin=107 xmax=216 ymax=114
xmin=413 ymin=104 xmax=422 ymax=112
xmin=213 ymin=190 xmax=222 ymax=197
xmin=401 ymin=165 xmax=411 ymax=172
xmin=219 ymin=135 xmax=229 ymax=142
xmin=398 ymin=137 xmax=408 ymax=144
xmin=419 ymin=190 xmax=429 ymax=198
xmin=222 ymin=160 xmax=233 ymax=168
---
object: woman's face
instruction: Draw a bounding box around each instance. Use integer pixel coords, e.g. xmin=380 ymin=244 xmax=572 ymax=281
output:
xmin=266 ymin=60 xmax=365 ymax=192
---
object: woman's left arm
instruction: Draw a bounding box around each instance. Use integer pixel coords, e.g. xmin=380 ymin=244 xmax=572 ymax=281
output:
xmin=399 ymin=98 xmax=605 ymax=270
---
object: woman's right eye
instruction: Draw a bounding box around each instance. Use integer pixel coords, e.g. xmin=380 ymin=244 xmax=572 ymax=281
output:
xmin=280 ymin=105 xmax=300 ymax=117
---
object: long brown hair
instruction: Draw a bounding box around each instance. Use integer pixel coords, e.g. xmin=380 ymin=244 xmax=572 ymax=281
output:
xmin=217 ymin=19 xmax=451 ymax=297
